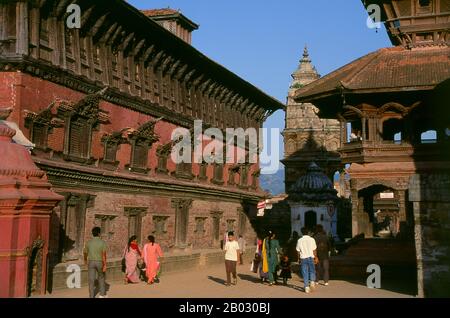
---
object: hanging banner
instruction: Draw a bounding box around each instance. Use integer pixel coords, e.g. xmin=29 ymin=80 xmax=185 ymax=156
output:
xmin=257 ymin=201 xmax=266 ymax=210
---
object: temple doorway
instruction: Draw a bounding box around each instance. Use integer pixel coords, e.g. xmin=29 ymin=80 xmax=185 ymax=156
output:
xmin=358 ymin=185 xmax=401 ymax=238
xmin=305 ymin=210 xmax=317 ymax=231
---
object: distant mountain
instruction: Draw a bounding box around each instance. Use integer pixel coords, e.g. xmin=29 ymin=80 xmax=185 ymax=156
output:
xmin=260 ymin=169 xmax=285 ymax=196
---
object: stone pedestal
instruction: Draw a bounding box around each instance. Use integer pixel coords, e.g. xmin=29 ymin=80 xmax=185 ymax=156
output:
xmin=0 ymin=122 xmax=62 ymax=297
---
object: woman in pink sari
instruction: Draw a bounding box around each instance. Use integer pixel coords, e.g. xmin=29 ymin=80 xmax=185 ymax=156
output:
xmin=143 ymin=235 xmax=163 ymax=284
xmin=123 ymin=235 xmax=142 ymax=284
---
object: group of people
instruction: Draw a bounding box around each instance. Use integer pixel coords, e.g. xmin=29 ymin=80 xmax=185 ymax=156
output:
xmin=248 ymin=225 xmax=331 ymax=293
xmin=84 ymin=225 xmax=331 ymax=298
xmin=122 ymin=234 xmax=163 ymax=286
xmin=83 ymin=227 xmax=163 ymax=298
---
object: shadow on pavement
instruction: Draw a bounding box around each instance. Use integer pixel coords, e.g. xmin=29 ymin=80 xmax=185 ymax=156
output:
xmin=208 ymin=276 xmax=227 ymax=286
xmin=237 ymin=274 xmax=262 ymax=284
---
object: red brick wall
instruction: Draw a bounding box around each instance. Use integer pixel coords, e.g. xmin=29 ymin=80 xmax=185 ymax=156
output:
xmin=1 ymin=72 xmax=260 ymax=182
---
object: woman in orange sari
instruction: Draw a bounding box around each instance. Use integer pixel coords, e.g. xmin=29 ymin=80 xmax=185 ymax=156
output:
xmin=143 ymin=235 xmax=163 ymax=284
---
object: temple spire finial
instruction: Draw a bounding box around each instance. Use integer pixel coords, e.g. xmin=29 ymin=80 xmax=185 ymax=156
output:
xmin=301 ymin=44 xmax=311 ymax=63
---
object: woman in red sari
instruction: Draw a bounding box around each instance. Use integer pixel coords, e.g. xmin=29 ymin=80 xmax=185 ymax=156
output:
xmin=123 ymin=235 xmax=142 ymax=284
xmin=143 ymin=235 xmax=163 ymax=284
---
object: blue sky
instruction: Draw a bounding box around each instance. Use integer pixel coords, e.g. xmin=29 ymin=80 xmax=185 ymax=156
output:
xmin=128 ymin=0 xmax=392 ymax=172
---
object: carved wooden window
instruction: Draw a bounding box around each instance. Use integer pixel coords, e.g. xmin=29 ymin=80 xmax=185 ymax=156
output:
xmin=112 ymin=51 xmax=118 ymax=73
xmin=95 ymin=215 xmax=116 ymax=239
xmin=101 ymin=132 xmax=126 ymax=165
xmin=129 ymin=139 xmax=149 ymax=172
xmin=210 ymin=211 xmax=223 ymax=245
xmin=226 ymin=219 xmax=236 ymax=232
xmin=57 ymin=193 xmax=95 ymax=262
xmin=93 ymin=46 xmax=101 ymax=67
xmin=195 ymin=217 xmax=207 ymax=235
xmin=65 ymin=30 xmax=73 ymax=56
xmin=172 ymin=199 xmax=192 ymax=248
xmin=240 ymin=165 xmax=249 ymax=188
xmin=212 ymin=163 xmax=224 ymax=185
xmin=153 ymin=216 xmax=169 ymax=236
xmin=125 ymin=208 xmax=147 ymax=243
xmin=104 ymin=143 xmax=118 ymax=162
xmin=39 ymin=18 xmax=49 ymax=46
xmin=238 ymin=209 xmax=247 ymax=236
xmin=31 ymin=123 xmax=48 ymax=149
xmin=198 ymin=162 xmax=208 ymax=181
xmin=417 ymin=0 xmax=432 ymax=14
xmin=68 ymin=116 xmax=90 ymax=159
xmin=135 ymin=63 xmax=141 ymax=82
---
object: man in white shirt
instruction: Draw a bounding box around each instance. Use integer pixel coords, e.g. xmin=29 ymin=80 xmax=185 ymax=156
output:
xmin=296 ymin=227 xmax=318 ymax=293
xmin=224 ymin=231 xmax=240 ymax=286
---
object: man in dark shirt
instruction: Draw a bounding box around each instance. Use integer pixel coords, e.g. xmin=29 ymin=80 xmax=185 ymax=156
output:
xmin=313 ymin=225 xmax=331 ymax=286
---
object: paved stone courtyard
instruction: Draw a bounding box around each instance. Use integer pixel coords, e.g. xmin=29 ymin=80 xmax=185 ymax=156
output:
xmin=42 ymin=263 xmax=415 ymax=298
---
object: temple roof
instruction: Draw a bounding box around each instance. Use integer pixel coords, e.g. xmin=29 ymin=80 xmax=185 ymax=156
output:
xmin=288 ymin=162 xmax=338 ymax=202
xmin=294 ymin=46 xmax=450 ymax=103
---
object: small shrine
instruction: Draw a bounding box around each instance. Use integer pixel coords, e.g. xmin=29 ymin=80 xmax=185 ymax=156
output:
xmin=288 ymin=162 xmax=338 ymax=239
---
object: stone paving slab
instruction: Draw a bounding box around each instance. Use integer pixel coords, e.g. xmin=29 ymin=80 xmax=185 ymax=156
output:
xmin=41 ymin=263 xmax=414 ymax=298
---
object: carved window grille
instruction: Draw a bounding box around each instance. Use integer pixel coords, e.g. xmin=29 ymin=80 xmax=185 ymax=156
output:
xmin=112 ymin=52 xmax=118 ymax=72
xmin=156 ymin=143 xmax=170 ymax=173
xmin=32 ymin=123 xmax=48 ymax=148
xmin=95 ymin=215 xmax=117 ymax=239
xmin=135 ymin=63 xmax=141 ymax=82
xmin=125 ymin=207 xmax=147 ymax=243
xmin=80 ymin=38 xmax=87 ymax=64
xmin=198 ymin=161 xmax=208 ymax=181
xmin=101 ymin=132 xmax=126 ymax=166
xmin=239 ymin=165 xmax=249 ymax=188
xmin=417 ymin=0 xmax=433 ymax=14
xmin=195 ymin=217 xmax=207 ymax=235
xmin=39 ymin=19 xmax=49 ymax=46
xmin=104 ymin=142 xmax=118 ymax=162
xmin=212 ymin=163 xmax=224 ymax=185
xmin=57 ymin=193 xmax=95 ymax=262
xmin=65 ymin=30 xmax=73 ymax=57
xmin=238 ymin=209 xmax=247 ymax=236
xmin=126 ymin=119 xmax=160 ymax=173
xmin=153 ymin=216 xmax=169 ymax=236
xmin=175 ymin=148 xmax=193 ymax=179
xmin=210 ymin=211 xmax=223 ymax=245
xmin=93 ymin=46 xmax=101 ymax=66
xmin=130 ymin=139 xmax=149 ymax=172
xmin=226 ymin=219 xmax=236 ymax=233
xmin=68 ymin=116 xmax=90 ymax=159
xmin=172 ymin=199 xmax=192 ymax=248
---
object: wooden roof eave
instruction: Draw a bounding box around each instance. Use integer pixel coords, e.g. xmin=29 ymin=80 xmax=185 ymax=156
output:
xmin=112 ymin=0 xmax=284 ymax=113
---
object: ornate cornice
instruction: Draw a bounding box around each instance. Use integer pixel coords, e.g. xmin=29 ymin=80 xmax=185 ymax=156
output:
xmin=128 ymin=117 xmax=161 ymax=144
xmin=37 ymin=162 xmax=263 ymax=203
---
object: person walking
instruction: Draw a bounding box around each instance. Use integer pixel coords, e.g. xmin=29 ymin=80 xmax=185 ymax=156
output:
xmin=287 ymin=231 xmax=300 ymax=265
xmin=256 ymin=238 xmax=269 ymax=283
xmin=313 ymin=225 xmax=331 ymax=286
xmin=296 ymin=227 xmax=318 ymax=293
xmin=237 ymin=235 xmax=246 ymax=265
xmin=264 ymin=231 xmax=281 ymax=286
xmin=224 ymin=231 xmax=240 ymax=286
xmin=84 ymin=227 xmax=108 ymax=298
xmin=143 ymin=235 xmax=163 ymax=285
xmin=123 ymin=235 xmax=142 ymax=284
